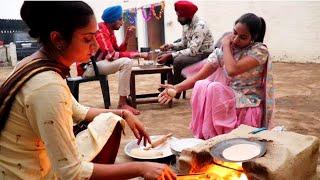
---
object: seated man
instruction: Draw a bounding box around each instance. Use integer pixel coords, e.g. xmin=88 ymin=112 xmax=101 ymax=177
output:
xmin=77 ymin=5 xmax=149 ymax=115
xmin=157 ymin=0 xmax=214 ymax=88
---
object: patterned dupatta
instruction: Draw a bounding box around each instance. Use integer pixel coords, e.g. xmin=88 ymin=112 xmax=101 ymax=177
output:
xmin=262 ymin=56 xmax=275 ymax=128
xmin=228 ymin=44 xmax=275 ymax=128
xmin=236 ymin=44 xmax=275 ymax=128
xmin=0 ymin=58 xmax=70 ymax=131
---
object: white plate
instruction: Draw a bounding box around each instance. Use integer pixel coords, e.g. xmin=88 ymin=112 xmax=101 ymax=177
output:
xmin=170 ymin=138 xmax=204 ymax=154
xmin=124 ymin=135 xmax=178 ymax=160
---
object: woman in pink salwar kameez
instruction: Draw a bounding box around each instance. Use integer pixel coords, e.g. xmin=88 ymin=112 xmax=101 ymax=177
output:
xmin=159 ymin=13 xmax=274 ymax=140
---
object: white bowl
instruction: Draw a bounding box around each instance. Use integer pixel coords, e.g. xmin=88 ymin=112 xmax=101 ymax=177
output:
xmin=170 ymin=138 xmax=204 ymax=155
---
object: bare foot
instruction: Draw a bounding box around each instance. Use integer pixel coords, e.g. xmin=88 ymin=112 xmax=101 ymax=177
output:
xmin=118 ymin=104 xmax=141 ymax=115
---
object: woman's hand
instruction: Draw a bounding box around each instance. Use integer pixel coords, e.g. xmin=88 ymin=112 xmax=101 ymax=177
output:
xmin=123 ymin=110 xmax=151 ymax=146
xmin=140 ymin=162 xmax=177 ymax=180
xmin=221 ymin=33 xmax=234 ymax=47
xmin=158 ymin=84 xmax=177 ymax=104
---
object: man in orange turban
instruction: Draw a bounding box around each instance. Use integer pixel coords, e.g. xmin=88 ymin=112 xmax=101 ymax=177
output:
xmin=158 ymin=1 xmax=214 ymax=98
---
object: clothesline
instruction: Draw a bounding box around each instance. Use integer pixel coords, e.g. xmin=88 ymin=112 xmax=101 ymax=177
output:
xmin=123 ymin=1 xmax=165 ymax=24
xmin=123 ymin=1 xmax=164 ymax=12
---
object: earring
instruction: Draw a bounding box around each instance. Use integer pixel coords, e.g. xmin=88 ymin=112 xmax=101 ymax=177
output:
xmin=56 ymin=44 xmax=64 ymax=51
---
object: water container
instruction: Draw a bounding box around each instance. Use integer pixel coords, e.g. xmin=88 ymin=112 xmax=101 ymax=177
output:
xmin=152 ymin=49 xmax=161 ymax=65
xmin=0 ymin=45 xmax=7 ymax=65
xmin=8 ymin=42 xmax=17 ymax=67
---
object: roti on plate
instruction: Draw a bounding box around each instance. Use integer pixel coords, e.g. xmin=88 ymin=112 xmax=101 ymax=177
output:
xmin=130 ymin=148 xmax=163 ymax=158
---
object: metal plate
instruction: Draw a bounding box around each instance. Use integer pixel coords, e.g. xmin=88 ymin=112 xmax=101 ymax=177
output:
xmin=210 ymin=138 xmax=266 ymax=162
xmin=124 ymin=135 xmax=178 ymax=160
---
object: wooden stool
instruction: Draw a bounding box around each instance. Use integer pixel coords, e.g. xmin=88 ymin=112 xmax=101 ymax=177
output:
xmin=129 ymin=65 xmax=173 ymax=108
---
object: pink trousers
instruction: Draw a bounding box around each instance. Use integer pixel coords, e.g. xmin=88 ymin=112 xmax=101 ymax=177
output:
xmin=183 ymin=61 xmax=262 ymax=140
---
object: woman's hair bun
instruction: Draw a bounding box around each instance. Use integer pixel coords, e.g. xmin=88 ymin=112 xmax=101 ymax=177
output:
xmin=20 ymin=1 xmax=94 ymax=43
xmin=20 ymin=1 xmax=44 ymax=38
xmin=28 ymin=29 xmax=40 ymax=38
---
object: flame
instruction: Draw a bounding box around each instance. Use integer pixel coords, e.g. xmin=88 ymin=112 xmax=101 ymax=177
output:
xmin=178 ymin=162 xmax=248 ymax=180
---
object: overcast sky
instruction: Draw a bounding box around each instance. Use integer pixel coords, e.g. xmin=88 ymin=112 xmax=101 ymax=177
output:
xmin=0 ymin=0 xmax=23 ymax=19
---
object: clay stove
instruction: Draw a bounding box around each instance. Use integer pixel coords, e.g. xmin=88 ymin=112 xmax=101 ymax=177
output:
xmin=176 ymin=125 xmax=319 ymax=180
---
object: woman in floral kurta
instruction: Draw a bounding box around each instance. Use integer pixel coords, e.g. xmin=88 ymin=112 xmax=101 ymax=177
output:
xmin=159 ymin=13 xmax=274 ymax=139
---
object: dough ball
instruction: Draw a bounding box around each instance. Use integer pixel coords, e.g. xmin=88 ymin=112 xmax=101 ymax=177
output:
xmin=167 ymin=88 xmax=177 ymax=97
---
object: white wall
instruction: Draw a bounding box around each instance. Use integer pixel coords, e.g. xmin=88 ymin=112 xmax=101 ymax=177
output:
xmin=0 ymin=0 xmax=23 ymax=19
xmin=86 ymin=0 xmax=320 ymax=63
xmin=1 ymin=0 xmax=319 ymax=63
xmin=163 ymin=0 xmax=320 ymax=63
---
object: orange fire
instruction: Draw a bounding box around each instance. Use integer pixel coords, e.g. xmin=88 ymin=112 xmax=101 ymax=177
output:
xmin=178 ymin=162 xmax=248 ymax=180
